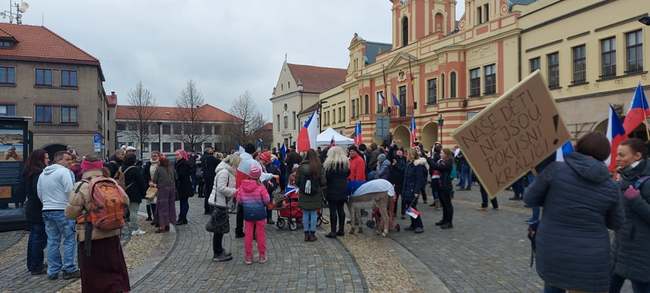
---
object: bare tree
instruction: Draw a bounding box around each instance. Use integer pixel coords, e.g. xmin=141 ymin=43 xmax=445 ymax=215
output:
xmin=175 ymin=80 xmax=206 ymax=151
xmin=229 ymin=91 xmax=268 ymax=145
xmin=126 ymin=81 xmax=156 ymax=160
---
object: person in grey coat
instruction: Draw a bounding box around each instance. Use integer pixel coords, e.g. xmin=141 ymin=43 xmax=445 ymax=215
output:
xmin=524 ymin=132 xmax=624 ymax=293
xmin=611 ymin=138 xmax=650 ymax=293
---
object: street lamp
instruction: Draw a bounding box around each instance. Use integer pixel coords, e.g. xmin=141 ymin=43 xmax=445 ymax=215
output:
xmin=639 ymin=16 xmax=650 ymax=26
xmin=437 ymin=114 xmax=444 ymax=146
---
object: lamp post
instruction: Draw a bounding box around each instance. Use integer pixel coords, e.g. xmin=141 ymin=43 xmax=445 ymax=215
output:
xmin=157 ymin=121 xmax=162 ymax=153
xmin=639 ymin=16 xmax=650 ymax=26
xmin=437 ymin=114 xmax=444 ymax=146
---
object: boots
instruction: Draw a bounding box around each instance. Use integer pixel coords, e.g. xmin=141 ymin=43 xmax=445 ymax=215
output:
xmin=304 ymin=232 xmax=310 ymax=242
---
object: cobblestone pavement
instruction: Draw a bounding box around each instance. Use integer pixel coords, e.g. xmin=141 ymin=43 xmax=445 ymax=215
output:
xmin=133 ymin=197 xmax=367 ymax=292
xmin=0 ymin=230 xmax=23 ymax=252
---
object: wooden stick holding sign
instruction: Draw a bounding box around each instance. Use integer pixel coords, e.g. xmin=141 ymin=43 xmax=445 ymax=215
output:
xmin=452 ymin=71 xmax=571 ymax=197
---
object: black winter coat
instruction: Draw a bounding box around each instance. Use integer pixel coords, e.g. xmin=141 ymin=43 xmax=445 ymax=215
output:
xmin=429 ymin=158 xmax=453 ymax=192
xmin=175 ymin=159 xmax=194 ymax=200
xmin=613 ymin=159 xmax=650 ymax=282
xmin=124 ymin=165 xmax=146 ymax=204
xmin=401 ymin=158 xmax=428 ymax=201
xmin=24 ymin=169 xmax=43 ymax=223
xmin=202 ymin=155 xmax=219 ymax=183
xmin=524 ymin=152 xmax=623 ymax=292
xmin=105 ymin=155 xmax=123 ymax=179
xmin=325 ymin=165 xmax=350 ymax=201
xmin=390 ymin=156 xmax=407 ymax=186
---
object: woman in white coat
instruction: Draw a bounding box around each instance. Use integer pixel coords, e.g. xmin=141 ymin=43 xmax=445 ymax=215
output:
xmin=208 ymin=154 xmax=240 ymax=262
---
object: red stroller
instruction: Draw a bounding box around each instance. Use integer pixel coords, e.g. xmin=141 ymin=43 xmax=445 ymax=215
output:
xmin=274 ymin=186 xmax=303 ymax=231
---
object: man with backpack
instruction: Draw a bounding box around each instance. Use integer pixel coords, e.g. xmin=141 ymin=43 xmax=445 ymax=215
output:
xmin=37 ymin=151 xmax=79 ymax=280
xmin=65 ymin=155 xmax=130 ymax=292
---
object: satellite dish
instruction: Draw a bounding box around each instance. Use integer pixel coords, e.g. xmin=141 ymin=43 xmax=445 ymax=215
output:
xmin=18 ymin=1 xmax=29 ymax=13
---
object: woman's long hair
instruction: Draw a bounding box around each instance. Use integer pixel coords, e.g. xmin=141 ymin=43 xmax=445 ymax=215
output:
xmin=159 ymin=155 xmax=170 ymax=168
xmin=23 ymin=149 xmax=47 ymax=177
xmin=323 ymin=146 xmax=349 ymax=173
xmin=305 ymin=149 xmax=322 ymax=179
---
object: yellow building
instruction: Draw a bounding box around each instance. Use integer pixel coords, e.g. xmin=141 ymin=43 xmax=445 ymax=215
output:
xmin=318 ymin=0 xmax=650 ymax=149
xmin=518 ymin=0 xmax=650 ymax=138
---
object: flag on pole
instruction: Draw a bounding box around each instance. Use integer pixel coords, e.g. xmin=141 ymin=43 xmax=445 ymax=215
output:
xmin=297 ymin=111 xmax=319 ymax=152
xmin=379 ymin=92 xmax=387 ymax=108
xmin=410 ymin=116 xmax=417 ymax=147
xmin=280 ymin=144 xmax=287 ymax=160
xmin=405 ymin=207 xmax=421 ymax=219
xmin=622 ymin=83 xmax=650 ymax=135
xmin=354 ymin=121 xmax=362 ymax=145
xmin=606 ymin=105 xmax=627 ymax=171
xmin=392 ymin=93 xmax=400 ymax=106
xmin=555 ymin=141 xmax=574 ymax=162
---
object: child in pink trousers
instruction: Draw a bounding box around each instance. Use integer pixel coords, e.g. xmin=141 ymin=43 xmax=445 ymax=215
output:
xmin=236 ymin=165 xmax=270 ymax=264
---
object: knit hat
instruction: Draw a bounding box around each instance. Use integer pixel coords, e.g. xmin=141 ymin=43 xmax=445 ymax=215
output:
xmin=81 ymin=159 xmax=104 ymax=173
xmin=378 ymin=153 xmax=386 ymax=163
xmin=249 ymin=165 xmax=262 ymax=179
xmin=259 ymin=151 xmax=272 ymax=164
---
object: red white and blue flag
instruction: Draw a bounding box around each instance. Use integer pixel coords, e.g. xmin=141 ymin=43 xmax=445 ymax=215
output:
xmin=354 ymin=121 xmax=362 ymax=145
xmin=392 ymin=93 xmax=400 ymax=106
xmin=555 ymin=141 xmax=574 ymax=162
xmin=623 ymin=83 xmax=650 ymax=136
xmin=378 ymin=92 xmax=387 ymax=108
xmin=410 ymin=116 xmax=417 ymax=147
xmin=297 ymin=111 xmax=319 ymax=152
xmin=405 ymin=207 xmax=421 ymax=219
xmin=606 ymin=105 xmax=627 ymax=171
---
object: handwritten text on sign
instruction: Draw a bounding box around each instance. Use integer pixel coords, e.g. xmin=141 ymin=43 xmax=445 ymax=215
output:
xmin=452 ymin=71 xmax=570 ymax=196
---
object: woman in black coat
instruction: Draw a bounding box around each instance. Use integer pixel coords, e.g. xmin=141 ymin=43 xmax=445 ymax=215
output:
xmin=124 ymin=154 xmax=147 ymax=236
xmin=24 ymin=149 xmax=49 ymax=275
xmin=323 ymin=146 xmax=350 ymax=238
xmin=402 ymin=148 xmax=427 ymax=233
xmin=524 ymin=133 xmax=623 ymax=292
xmin=611 ymin=138 xmax=650 ymax=292
xmin=175 ymin=150 xmax=194 ymax=225
xmin=430 ymin=149 xmax=454 ymax=229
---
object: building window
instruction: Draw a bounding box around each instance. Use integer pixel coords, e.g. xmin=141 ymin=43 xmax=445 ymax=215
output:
xmin=173 ymin=142 xmax=182 ymax=151
xmin=376 ymin=91 xmax=384 ymax=113
xmin=116 ymin=122 xmax=126 ymax=131
xmin=203 ymin=124 xmax=213 ymax=135
xmin=601 ymin=37 xmax=616 ymax=78
xmin=127 ymin=123 xmax=136 ymax=131
xmin=35 ymin=69 xmax=52 ymax=86
xmin=351 ymin=99 xmax=356 ymax=118
xmin=152 ymin=143 xmax=160 ymax=152
xmin=183 ymin=124 xmax=192 ymax=134
xmin=162 ymin=124 xmax=170 ymax=134
xmin=332 ymin=109 xmax=336 ymax=123
xmin=292 ymin=111 xmax=296 ymax=130
xmin=276 ymin=114 xmax=280 ymax=131
xmin=529 ymin=57 xmax=540 ymax=73
xmin=547 ymin=52 xmax=560 ymax=88
xmin=0 ymin=104 xmax=15 ymax=116
xmin=441 ymin=74 xmax=445 ymax=98
xmin=338 ymin=107 xmax=342 ymax=122
xmin=449 ymin=72 xmax=457 ymax=98
xmin=484 ymin=4 xmax=489 ymax=22
xmin=572 ymin=45 xmax=586 ymax=84
xmin=283 ymin=116 xmax=288 ymax=129
xmin=484 ymin=65 xmax=496 ymax=95
xmin=0 ymin=40 xmax=13 ymax=48
xmin=469 ymin=68 xmax=481 ymax=97
xmin=60 ymin=106 xmax=78 ymax=124
xmin=427 ymin=79 xmax=437 ymax=105
xmin=342 ymin=106 xmax=346 ymax=121
xmin=35 ymin=105 xmax=53 ymax=123
xmin=398 ymin=86 xmax=407 ymax=117
xmin=626 ymin=30 xmax=643 ymax=73
xmin=0 ymin=66 xmax=15 ymax=84
xmin=364 ymin=95 xmax=369 ymax=114
xmin=402 ymin=16 xmax=409 ymax=47
xmin=162 ymin=142 xmax=171 ymax=153
xmin=172 ymin=123 xmax=182 ymax=135
xmin=150 ymin=123 xmax=160 ymax=134
xmin=215 ymin=124 xmax=222 ymax=135
xmin=61 ymin=70 xmax=77 ymax=87
xmin=477 ymin=6 xmax=483 ymax=24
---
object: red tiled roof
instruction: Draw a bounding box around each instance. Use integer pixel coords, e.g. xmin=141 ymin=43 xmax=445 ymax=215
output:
xmin=116 ymin=104 xmax=240 ymax=122
xmin=0 ymin=23 xmax=100 ymax=66
xmin=106 ymin=91 xmax=118 ymax=107
xmin=261 ymin=122 xmax=273 ymax=130
xmin=287 ymin=63 xmax=346 ymax=93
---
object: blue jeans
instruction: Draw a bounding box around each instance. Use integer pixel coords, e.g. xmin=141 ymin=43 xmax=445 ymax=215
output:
xmin=610 ymin=273 xmax=650 ymax=293
xmin=543 ymin=284 xmax=565 ymax=293
xmin=528 ymin=207 xmax=541 ymax=224
xmin=302 ymin=209 xmax=317 ymax=232
xmin=27 ymin=222 xmax=47 ymax=272
xmin=179 ymin=198 xmax=189 ymax=221
xmin=42 ymin=210 xmax=77 ymax=276
xmin=459 ymin=163 xmax=472 ymax=189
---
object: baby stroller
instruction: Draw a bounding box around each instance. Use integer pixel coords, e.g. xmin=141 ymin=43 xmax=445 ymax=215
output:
xmin=274 ymin=186 xmax=303 ymax=231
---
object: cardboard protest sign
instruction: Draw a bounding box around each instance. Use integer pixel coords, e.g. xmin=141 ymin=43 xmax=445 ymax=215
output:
xmin=452 ymin=71 xmax=570 ymax=197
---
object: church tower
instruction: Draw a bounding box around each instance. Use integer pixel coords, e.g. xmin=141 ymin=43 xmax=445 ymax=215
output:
xmin=391 ymin=0 xmax=457 ymax=49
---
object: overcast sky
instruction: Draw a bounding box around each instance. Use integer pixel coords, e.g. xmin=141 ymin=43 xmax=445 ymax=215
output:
xmin=19 ymin=0 xmax=465 ymax=120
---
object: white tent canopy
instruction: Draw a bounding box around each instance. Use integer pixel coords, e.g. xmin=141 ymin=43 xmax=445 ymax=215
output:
xmin=316 ymin=128 xmax=354 ymax=146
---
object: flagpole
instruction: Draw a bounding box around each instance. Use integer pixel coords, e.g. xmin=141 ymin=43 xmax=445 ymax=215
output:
xmin=408 ymin=56 xmax=417 ymax=145
xmin=382 ymin=64 xmax=389 ymax=113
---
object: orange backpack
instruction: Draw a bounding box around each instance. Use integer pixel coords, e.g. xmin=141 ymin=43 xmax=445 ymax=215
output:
xmin=76 ymin=176 xmax=128 ymax=231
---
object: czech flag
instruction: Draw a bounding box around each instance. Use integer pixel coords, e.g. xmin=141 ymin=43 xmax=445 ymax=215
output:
xmin=405 ymin=207 xmax=421 ymax=219
xmin=354 ymin=121 xmax=362 ymax=145
xmin=410 ymin=116 xmax=417 ymax=147
xmin=622 ymin=84 xmax=650 ymax=136
xmin=392 ymin=93 xmax=400 ymax=106
xmin=555 ymin=141 xmax=574 ymax=162
xmin=378 ymin=92 xmax=387 ymax=108
xmin=297 ymin=111 xmax=319 ymax=152
xmin=606 ymin=105 xmax=627 ymax=171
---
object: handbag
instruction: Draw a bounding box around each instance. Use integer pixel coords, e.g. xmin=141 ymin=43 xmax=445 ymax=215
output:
xmin=206 ymin=207 xmax=230 ymax=234
xmin=145 ymin=187 xmax=158 ymax=201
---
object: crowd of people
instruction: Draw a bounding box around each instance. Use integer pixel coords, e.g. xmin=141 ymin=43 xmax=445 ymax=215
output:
xmin=17 ymin=131 xmax=650 ymax=292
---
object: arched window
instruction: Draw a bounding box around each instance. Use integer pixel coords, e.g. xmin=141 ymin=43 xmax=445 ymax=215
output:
xmin=364 ymin=95 xmax=369 ymax=114
xmin=402 ymin=16 xmax=409 ymax=47
xmin=434 ymin=13 xmax=444 ymax=33
xmin=441 ymin=74 xmax=445 ymax=98
xmin=450 ymin=72 xmax=457 ymax=98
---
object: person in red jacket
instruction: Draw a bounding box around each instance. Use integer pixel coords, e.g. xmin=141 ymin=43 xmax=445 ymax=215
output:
xmin=347 ymin=145 xmax=366 ymax=195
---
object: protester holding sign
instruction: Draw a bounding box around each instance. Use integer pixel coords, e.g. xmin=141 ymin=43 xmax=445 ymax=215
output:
xmin=523 ymin=132 xmax=623 ymax=292
xmin=611 ymin=138 xmax=650 ymax=292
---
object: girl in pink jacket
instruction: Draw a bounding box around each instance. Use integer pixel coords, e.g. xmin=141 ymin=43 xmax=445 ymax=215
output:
xmin=235 ymin=165 xmax=270 ymax=264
